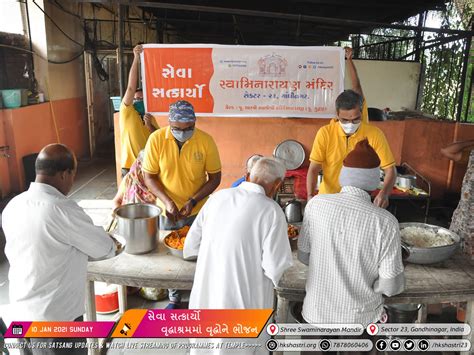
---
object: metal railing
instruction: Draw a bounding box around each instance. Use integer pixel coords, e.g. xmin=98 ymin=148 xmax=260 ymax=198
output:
xmin=352 ymin=32 xmax=472 ymax=122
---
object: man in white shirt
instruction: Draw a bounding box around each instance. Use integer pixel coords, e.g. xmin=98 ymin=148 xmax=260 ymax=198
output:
xmin=184 ymin=157 xmax=293 ymax=354
xmin=298 ymin=139 xmax=405 ymax=330
xmin=2 ymin=144 xmax=115 ymax=354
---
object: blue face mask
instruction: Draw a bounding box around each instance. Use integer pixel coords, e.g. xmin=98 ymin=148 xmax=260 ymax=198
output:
xmin=171 ymin=128 xmax=195 ymax=142
xmin=133 ymin=100 xmax=145 ymax=117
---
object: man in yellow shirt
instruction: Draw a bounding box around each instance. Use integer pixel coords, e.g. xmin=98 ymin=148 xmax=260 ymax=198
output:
xmin=306 ymin=52 xmax=397 ymax=208
xmin=120 ymin=45 xmax=158 ymax=177
xmin=143 ymin=100 xmax=221 ymax=309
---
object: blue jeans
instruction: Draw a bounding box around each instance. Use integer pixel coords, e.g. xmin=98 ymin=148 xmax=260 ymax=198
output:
xmin=160 ymin=215 xmax=196 ymax=303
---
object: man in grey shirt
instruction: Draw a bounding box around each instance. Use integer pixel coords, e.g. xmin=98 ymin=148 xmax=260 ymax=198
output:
xmin=298 ymin=139 xmax=405 ymax=329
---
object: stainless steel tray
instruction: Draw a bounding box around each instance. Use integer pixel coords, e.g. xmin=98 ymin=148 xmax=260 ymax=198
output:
xmin=273 ymin=140 xmax=305 ymax=170
xmin=399 ymin=222 xmax=461 ymax=265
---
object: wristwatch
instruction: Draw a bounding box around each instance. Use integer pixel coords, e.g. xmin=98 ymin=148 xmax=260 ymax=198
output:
xmin=189 ymin=198 xmax=197 ymax=207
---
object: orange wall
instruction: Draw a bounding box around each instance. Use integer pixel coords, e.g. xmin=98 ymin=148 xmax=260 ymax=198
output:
xmin=152 ymin=116 xmax=406 ymax=189
xmin=114 ymin=114 xmax=473 ymax=200
xmin=0 ymin=97 xmax=88 ymax=196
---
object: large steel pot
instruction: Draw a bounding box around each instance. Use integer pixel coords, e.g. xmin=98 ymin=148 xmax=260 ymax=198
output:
xmin=384 ymin=304 xmax=421 ymax=323
xmin=114 ymin=203 xmax=162 ymax=255
xmin=399 ymin=222 xmax=461 ymax=264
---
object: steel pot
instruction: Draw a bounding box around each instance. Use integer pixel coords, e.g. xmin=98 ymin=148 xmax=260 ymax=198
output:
xmin=385 ymin=304 xmax=421 ymax=323
xmin=114 ymin=203 xmax=162 ymax=255
xmin=283 ymin=199 xmax=303 ymax=223
xmin=399 ymin=222 xmax=461 ymax=264
xmin=396 ymin=174 xmax=416 ymax=189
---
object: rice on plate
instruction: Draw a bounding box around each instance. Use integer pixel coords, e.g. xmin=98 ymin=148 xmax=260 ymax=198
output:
xmin=401 ymin=226 xmax=455 ymax=248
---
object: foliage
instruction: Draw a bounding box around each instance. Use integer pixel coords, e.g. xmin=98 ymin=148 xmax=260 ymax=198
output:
xmin=351 ymin=1 xmax=473 ymax=121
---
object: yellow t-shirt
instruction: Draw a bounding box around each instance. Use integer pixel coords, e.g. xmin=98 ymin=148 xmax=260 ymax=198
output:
xmin=362 ymin=99 xmax=369 ymax=123
xmin=142 ymin=126 xmax=221 ymax=216
xmin=309 ymin=119 xmax=395 ymax=194
xmin=119 ymin=103 xmax=158 ymax=169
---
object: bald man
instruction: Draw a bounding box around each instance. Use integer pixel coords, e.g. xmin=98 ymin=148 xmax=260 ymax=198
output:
xmin=2 ymin=144 xmax=115 ymax=354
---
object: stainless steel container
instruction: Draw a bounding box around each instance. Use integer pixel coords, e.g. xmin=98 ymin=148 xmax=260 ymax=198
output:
xmin=396 ymin=174 xmax=416 ymax=189
xmin=114 ymin=203 xmax=162 ymax=255
xmin=399 ymin=222 xmax=461 ymax=264
xmin=384 ymin=304 xmax=421 ymax=323
xmin=283 ymin=199 xmax=303 ymax=223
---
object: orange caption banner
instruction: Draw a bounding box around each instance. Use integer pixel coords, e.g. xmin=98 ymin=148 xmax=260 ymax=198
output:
xmin=112 ymin=309 xmax=273 ymax=338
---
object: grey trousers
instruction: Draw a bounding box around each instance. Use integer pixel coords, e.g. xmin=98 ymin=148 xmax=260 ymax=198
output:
xmin=160 ymin=214 xmax=197 ymax=303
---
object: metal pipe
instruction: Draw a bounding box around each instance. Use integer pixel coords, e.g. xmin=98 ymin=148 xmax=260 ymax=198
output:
xmin=75 ymin=0 xmax=474 ymax=36
xmin=24 ymin=0 xmax=35 ymax=72
xmin=464 ymin=66 xmax=473 ymax=122
xmin=118 ymin=4 xmax=124 ymax=97
xmin=456 ymin=31 xmax=472 ymax=122
xmin=414 ymin=12 xmax=426 ymax=62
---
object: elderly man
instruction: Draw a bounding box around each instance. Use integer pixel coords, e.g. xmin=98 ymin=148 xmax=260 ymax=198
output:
xmin=184 ymin=157 xmax=293 ymax=354
xmin=299 ymin=140 xmax=404 ymax=333
xmin=143 ymin=100 xmax=221 ymax=308
xmin=306 ymin=48 xmax=396 ymax=208
xmin=120 ymin=44 xmax=158 ymax=177
xmin=2 ymin=144 xmax=115 ymax=354
xmin=231 ymin=154 xmax=263 ymax=187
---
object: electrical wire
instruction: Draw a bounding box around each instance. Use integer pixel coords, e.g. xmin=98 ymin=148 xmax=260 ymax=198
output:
xmin=0 ymin=44 xmax=83 ymax=64
xmin=31 ymin=0 xmax=84 ymax=48
xmin=51 ymin=0 xmax=82 ymax=20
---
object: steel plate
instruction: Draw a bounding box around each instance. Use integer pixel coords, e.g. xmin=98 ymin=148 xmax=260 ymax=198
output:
xmin=273 ymin=140 xmax=305 ymax=170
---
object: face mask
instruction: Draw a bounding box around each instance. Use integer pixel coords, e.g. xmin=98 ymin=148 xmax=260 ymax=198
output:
xmin=133 ymin=100 xmax=145 ymax=117
xmin=171 ymin=128 xmax=194 ymax=142
xmin=339 ymin=121 xmax=361 ymax=135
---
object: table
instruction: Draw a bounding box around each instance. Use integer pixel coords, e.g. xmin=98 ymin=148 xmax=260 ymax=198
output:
xmin=86 ymin=235 xmax=474 ymax=354
xmin=85 ymin=231 xmax=196 ymax=355
xmin=275 ymin=253 xmax=474 ymax=354
xmin=86 ymin=231 xmax=195 ymax=322
xmin=372 ymin=187 xmax=431 ymax=223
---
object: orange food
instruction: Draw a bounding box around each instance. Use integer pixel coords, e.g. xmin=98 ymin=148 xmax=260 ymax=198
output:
xmin=165 ymin=225 xmax=190 ymax=250
xmin=288 ymin=224 xmax=299 ymax=239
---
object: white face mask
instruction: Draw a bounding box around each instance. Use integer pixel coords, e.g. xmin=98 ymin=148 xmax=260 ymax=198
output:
xmin=339 ymin=121 xmax=361 ymax=135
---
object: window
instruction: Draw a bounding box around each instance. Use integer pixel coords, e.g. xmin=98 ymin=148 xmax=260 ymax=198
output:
xmin=0 ymin=1 xmax=24 ymax=35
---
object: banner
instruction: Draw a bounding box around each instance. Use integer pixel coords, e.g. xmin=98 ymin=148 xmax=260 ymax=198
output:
xmin=112 ymin=309 xmax=272 ymax=338
xmin=141 ymin=44 xmax=344 ymax=118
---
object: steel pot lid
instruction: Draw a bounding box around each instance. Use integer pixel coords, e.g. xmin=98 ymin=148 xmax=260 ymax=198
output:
xmin=273 ymin=139 xmax=305 ymax=170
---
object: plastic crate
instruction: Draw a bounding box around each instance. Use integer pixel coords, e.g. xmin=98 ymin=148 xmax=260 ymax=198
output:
xmin=110 ymin=96 xmax=121 ymax=111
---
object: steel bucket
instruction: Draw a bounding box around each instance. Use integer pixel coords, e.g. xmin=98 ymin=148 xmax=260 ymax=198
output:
xmin=385 ymin=304 xmax=421 ymax=323
xmin=114 ymin=203 xmax=162 ymax=255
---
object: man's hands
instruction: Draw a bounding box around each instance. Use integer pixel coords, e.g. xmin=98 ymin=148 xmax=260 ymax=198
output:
xmin=179 ymin=200 xmax=194 ymax=219
xmin=164 ymin=199 xmax=180 ymax=224
xmin=373 ymin=190 xmax=389 ymax=209
xmin=133 ymin=44 xmax=143 ymax=59
xmin=165 ymin=199 xmax=195 ymax=224
xmin=344 ymin=47 xmax=353 ymax=60
xmin=143 ymin=113 xmax=156 ymax=132
xmin=123 ymin=45 xmax=143 ymax=106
